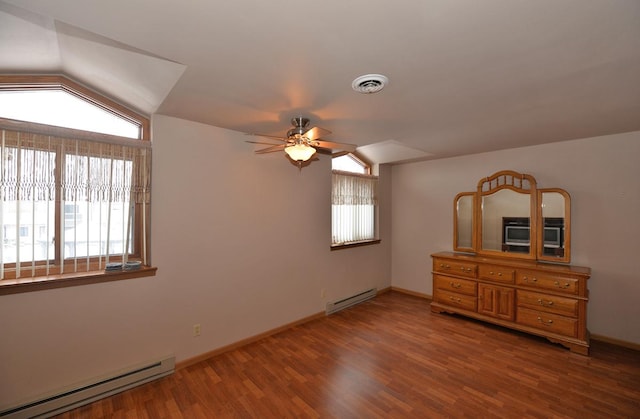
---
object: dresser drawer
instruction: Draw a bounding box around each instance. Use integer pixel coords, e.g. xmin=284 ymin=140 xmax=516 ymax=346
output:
xmin=517 ymin=290 xmax=578 ymax=317
xmin=516 ymin=270 xmax=578 ymax=295
xmin=434 ymin=274 xmax=477 ymax=296
xmin=478 ymin=265 xmax=515 ymax=284
xmin=516 ymin=307 xmax=578 ymax=338
xmin=434 ymin=289 xmax=477 ymax=312
xmin=433 ymin=258 xmax=477 ymax=278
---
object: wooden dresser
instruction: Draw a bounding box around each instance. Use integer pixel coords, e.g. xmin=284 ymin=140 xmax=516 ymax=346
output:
xmin=431 ymin=251 xmax=591 ymax=354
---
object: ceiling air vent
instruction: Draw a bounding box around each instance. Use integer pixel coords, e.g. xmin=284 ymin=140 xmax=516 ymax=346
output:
xmin=352 ymin=74 xmax=389 ymax=94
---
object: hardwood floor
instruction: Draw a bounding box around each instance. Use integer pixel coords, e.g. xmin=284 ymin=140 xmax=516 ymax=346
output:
xmin=57 ymin=291 xmax=640 ymax=418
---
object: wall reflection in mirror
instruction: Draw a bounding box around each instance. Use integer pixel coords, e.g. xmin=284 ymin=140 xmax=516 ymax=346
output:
xmin=454 ymin=193 xmax=474 ymax=250
xmin=539 ymin=189 xmax=569 ymax=259
xmin=482 ymin=189 xmax=530 ymax=253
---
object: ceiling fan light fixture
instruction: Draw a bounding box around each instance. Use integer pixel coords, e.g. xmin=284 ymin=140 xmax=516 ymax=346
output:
xmin=352 ymin=74 xmax=389 ymax=94
xmin=284 ymin=143 xmax=316 ymax=162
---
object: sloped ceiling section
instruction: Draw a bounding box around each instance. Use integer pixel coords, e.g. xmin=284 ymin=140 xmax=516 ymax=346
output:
xmin=1 ymin=0 xmax=640 ymax=164
xmin=0 ymin=2 xmax=186 ymax=116
xmin=0 ymin=2 xmax=60 ymax=71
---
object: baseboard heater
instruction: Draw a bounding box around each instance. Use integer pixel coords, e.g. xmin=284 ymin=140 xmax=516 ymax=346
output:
xmin=0 ymin=356 xmax=175 ymax=419
xmin=326 ymin=288 xmax=377 ymax=315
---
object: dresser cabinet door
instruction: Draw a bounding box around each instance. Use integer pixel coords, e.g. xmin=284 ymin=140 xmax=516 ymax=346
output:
xmin=478 ymin=284 xmax=515 ymax=321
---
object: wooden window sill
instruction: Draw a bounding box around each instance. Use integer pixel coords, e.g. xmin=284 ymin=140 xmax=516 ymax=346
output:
xmin=0 ymin=266 xmax=157 ymax=295
xmin=331 ymin=239 xmax=381 ymax=251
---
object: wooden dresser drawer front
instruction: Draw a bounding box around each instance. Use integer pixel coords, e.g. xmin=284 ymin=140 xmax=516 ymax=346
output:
xmin=478 ymin=265 xmax=515 ymax=284
xmin=517 ymin=290 xmax=578 ymax=317
xmin=433 ymin=259 xmax=477 ymax=278
xmin=516 ymin=271 xmax=578 ymax=294
xmin=435 ymin=289 xmax=477 ymax=311
xmin=434 ymin=274 xmax=477 ymax=296
xmin=517 ymin=307 xmax=578 ymax=337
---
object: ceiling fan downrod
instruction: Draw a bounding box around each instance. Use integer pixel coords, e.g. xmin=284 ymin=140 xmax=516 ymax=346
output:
xmin=287 ymin=117 xmax=310 ymax=139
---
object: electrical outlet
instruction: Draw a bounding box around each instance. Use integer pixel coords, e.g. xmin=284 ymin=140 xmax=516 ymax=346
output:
xmin=193 ymin=324 xmax=201 ymax=337
xmin=321 ymin=289 xmax=326 ymax=298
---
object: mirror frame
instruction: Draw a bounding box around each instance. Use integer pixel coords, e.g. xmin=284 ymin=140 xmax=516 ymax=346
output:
xmin=537 ymin=188 xmax=571 ymax=263
xmin=476 ymin=170 xmax=538 ymax=260
xmin=453 ymin=170 xmax=571 ymax=263
xmin=453 ymin=192 xmax=476 ymax=253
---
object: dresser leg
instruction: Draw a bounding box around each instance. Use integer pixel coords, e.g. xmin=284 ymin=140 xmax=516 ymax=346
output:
xmin=547 ymin=337 xmax=590 ymax=356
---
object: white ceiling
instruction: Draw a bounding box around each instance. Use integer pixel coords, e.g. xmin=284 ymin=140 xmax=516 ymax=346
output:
xmin=1 ymin=0 xmax=639 ymax=164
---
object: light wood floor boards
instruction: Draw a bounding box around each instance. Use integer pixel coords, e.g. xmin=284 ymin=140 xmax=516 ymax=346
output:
xmin=56 ymin=291 xmax=640 ymax=418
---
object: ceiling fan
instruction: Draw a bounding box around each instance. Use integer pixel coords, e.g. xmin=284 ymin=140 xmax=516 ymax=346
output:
xmin=247 ymin=117 xmax=357 ymax=167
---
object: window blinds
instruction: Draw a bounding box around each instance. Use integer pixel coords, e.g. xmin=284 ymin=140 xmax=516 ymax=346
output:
xmin=331 ymin=171 xmax=378 ymax=244
xmin=0 ymin=122 xmax=151 ymax=279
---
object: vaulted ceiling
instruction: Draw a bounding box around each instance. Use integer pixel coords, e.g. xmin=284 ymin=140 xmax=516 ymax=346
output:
xmin=1 ymin=0 xmax=639 ymax=164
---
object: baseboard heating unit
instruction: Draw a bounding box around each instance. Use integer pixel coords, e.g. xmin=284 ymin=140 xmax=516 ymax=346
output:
xmin=326 ymin=288 xmax=377 ymax=315
xmin=0 ymin=356 xmax=175 ymax=419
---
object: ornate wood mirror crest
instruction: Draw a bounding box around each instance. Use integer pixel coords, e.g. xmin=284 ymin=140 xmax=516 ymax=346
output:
xmin=454 ymin=170 xmax=571 ymax=263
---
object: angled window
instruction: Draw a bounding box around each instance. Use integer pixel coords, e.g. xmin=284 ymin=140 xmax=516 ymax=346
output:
xmin=0 ymin=75 xmax=153 ymax=293
xmin=331 ymin=154 xmax=378 ymax=247
xmin=331 ymin=153 xmax=369 ymax=175
xmin=0 ymin=75 xmax=149 ymax=140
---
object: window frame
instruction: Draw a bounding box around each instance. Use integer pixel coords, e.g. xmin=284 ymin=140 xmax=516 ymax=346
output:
xmin=0 ymin=75 xmax=155 ymax=295
xmin=331 ymin=153 xmax=380 ymax=250
xmin=0 ymin=75 xmax=150 ymax=141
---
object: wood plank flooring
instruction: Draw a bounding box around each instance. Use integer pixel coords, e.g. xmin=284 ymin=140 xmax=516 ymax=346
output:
xmin=56 ymin=291 xmax=640 ymax=418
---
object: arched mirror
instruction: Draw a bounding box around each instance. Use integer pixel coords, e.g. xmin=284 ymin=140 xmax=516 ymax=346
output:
xmin=452 ymin=170 xmax=572 ymax=263
xmin=537 ymin=188 xmax=571 ymax=263
xmin=477 ymin=171 xmax=537 ymax=259
xmin=453 ymin=192 xmax=475 ymax=252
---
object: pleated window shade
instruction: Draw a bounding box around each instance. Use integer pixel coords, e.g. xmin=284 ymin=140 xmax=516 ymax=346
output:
xmin=331 ymin=170 xmax=378 ymax=245
xmin=0 ymin=124 xmax=151 ymax=280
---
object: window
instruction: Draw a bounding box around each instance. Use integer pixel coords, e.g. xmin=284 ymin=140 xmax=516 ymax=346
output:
xmin=331 ymin=154 xmax=379 ymax=248
xmin=0 ymin=75 xmax=154 ymax=293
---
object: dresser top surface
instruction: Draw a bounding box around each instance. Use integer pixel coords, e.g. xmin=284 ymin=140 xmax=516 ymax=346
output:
xmin=432 ymin=251 xmax=591 ymax=277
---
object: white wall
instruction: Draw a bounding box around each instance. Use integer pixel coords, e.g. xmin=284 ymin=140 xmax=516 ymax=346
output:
xmin=391 ymin=130 xmax=640 ymax=344
xmin=0 ymin=115 xmax=392 ymax=407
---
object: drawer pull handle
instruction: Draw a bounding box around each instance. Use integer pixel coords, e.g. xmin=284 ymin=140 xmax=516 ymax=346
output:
xmin=449 ymin=297 xmax=462 ymax=303
xmin=498 ymin=272 xmax=503 ymax=276
xmin=537 ymin=316 xmax=554 ymax=325
xmin=523 ymin=276 xmax=537 ymax=283
xmin=449 ymin=282 xmax=462 ymax=289
xmin=554 ymin=281 xmax=570 ymax=289
xmin=537 ymin=299 xmax=554 ymax=307
xmin=440 ymin=263 xmax=451 ymax=269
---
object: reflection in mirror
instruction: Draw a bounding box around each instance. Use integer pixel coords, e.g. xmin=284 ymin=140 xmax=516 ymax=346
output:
xmin=455 ymin=194 xmax=474 ymax=250
xmin=482 ymin=189 xmax=531 ymax=253
xmin=539 ymin=190 xmax=570 ymax=262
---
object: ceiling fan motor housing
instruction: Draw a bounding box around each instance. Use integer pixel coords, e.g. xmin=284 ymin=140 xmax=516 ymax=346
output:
xmin=291 ymin=117 xmax=310 ymax=128
xmin=288 ymin=117 xmax=311 ymax=139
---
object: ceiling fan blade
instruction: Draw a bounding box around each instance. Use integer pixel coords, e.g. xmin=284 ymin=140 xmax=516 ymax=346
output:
xmin=255 ymin=144 xmax=285 ymax=154
xmin=314 ymin=140 xmax=357 ymax=152
xmin=314 ymin=148 xmax=334 ymax=155
xmin=303 ymin=126 xmax=331 ymax=141
xmin=246 ymin=133 xmax=288 ymax=142
xmin=246 ymin=140 xmax=283 ymax=146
